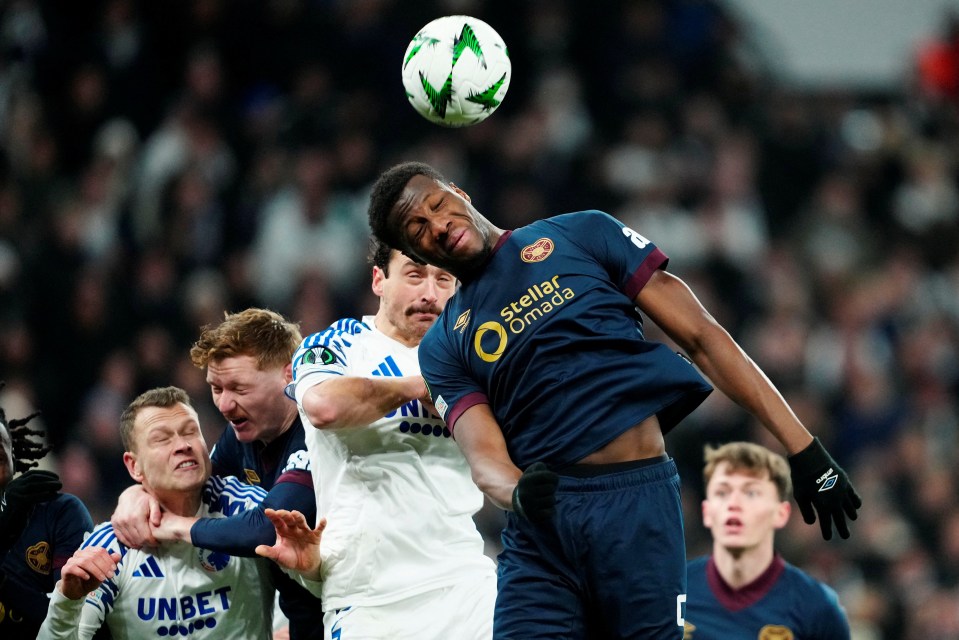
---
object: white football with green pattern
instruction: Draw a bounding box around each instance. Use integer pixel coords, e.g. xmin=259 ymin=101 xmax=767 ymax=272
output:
xmin=402 ymin=15 xmax=511 ymax=127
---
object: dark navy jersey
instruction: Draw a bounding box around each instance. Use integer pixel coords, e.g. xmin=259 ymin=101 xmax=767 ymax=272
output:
xmin=420 ymin=210 xmax=712 ymax=468
xmin=0 ymin=493 xmax=93 ymax=639
xmin=199 ymin=417 xmax=322 ymax=640
xmin=684 ymin=555 xmax=850 ymax=640
xmin=209 ymin=415 xmax=311 ymax=491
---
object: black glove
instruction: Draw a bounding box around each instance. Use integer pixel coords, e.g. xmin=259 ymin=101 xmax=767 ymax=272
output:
xmin=511 ymin=462 xmax=559 ymax=523
xmin=788 ymin=438 xmax=861 ymax=540
xmin=0 ymin=470 xmax=62 ymax=549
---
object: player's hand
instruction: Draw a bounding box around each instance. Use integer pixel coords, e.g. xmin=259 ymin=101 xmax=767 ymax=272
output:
xmin=0 ymin=469 xmax=61 ymax=549
xmin=512 ymin=462 xmax=559 ymax=523
xmin=255 ymin=509 xmax=327 ymax=579
xmin=788 ymin=438 xmax=862 ymax=540
xmin=151 ymin=511 xmax=197 ymax=543
xmin=111 ymin=484 xmax=161 ymax=548
xmin=59 ymin=547 xmax=121 ymax=600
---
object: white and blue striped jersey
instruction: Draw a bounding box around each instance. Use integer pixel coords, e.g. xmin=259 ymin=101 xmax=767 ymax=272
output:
xmin=38 ymin=476 xmax=275 ymax=640
xmin=289 ymin=316 xmax=496 ymax=611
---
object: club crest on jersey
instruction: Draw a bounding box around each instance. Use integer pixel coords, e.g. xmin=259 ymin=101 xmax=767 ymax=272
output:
xmin=521 ymin=238 xmax=554 ymax=262
xmin=454 ymin=309 xmax=471 ymax=334
xmin=197 ymin=548 xmax=230 ymax=572
xmin=301 ymin=346 xmax=337 ymax=366
xmin=759 ymin=625 xmax=794 ymax=640
xmin=26 ymin=541 xmax=52 ymax=574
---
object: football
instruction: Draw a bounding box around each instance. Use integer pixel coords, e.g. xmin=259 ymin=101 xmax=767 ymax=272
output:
xmin=402 ymin=15 xmax=511 ymax=127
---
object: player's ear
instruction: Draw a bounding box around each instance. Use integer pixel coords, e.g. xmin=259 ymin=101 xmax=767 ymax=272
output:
xmin=123 ymin=451 xmax=144 ymax=484
xmin=773 ymin=500 xmax=791 ymax=530
xmin=371 ymin=265 xmax=386 ymax=296
xmin=701 ymin=500 xmax=713 ymax=528
xmin=449 ymin=182 xmax=471 ymax=202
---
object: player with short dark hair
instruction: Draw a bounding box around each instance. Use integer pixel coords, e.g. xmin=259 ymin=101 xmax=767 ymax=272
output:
xmin=0 ymin=390 xmax=93 ymax=640
xmin=684 ymin=442 xmax=850 ymax=639
xmin=367 ymin=161 xmax=862 ymax=639
xmin=267 ymin=238 xmax=497 ymax=639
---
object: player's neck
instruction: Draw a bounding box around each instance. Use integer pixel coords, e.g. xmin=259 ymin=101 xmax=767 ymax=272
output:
xmin=155 ymin=489 xmax=203 ymax=518
xmin=373 ymin=314 xmax=421 ymax=348
xmin=712 ymin=540 xmax=775 ymax=590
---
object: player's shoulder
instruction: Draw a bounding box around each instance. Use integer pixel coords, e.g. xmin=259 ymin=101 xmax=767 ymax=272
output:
xmin=780 ymin=561 xmax=842 ymax=604
xmin=303 ymin=317 xmax=371 ymax=345
xmin=542 ymin=210 xmax=617 ymax=233
xmin=80 ymin=522 xmax=129 ymax=557
xmin=685 ymin=555 xmax=710 ymax=582
xmin=294 ymin=317 xmax=370 ymax=367
xmin=45 ymin=492 xmax=94 ymax=525
xmin=203 ymin=474 xmax=269 ymax=508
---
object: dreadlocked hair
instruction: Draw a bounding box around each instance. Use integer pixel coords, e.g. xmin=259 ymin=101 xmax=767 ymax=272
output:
xmin=0 ymin=384 xmax=50 ymax=473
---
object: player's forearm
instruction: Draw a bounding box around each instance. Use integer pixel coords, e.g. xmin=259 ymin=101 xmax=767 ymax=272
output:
xmin=192 ymin=509 xmax=276 ymax=556
xmin=302 ymin=376 xmax=425 ymax=429
xmin=453 ymin=404 xmax=522 ymax=508
xmin=471 ymin=458 xmax=522 ymax=510
xmin=687 ymin=326 xmax=812 ymax=454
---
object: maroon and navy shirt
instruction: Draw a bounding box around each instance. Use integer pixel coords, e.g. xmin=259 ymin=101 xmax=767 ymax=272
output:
xmin=0 ymin=493 xmax=92 ymax=640
xmin=684 ymin=555 xmax=850 ymax=639
xmin=420 ymin=210 xmax=712 ymax=468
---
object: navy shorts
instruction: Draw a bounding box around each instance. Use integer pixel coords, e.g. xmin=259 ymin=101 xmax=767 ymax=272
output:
xmin=495 ymin=457 xmax=686 ymax=639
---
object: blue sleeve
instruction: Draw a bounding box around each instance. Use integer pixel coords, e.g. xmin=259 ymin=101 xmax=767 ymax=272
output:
xmin=419 ymin=318 xmax=485 ymax=430
xmin=190 ymin=473 xmax=316 ymax=557
xmin=562 ymin=210 xmax=668 ymax=300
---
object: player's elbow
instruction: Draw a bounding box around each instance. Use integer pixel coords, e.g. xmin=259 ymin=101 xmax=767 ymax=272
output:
xmin=302 ymin=391 xmax=342 ymax=429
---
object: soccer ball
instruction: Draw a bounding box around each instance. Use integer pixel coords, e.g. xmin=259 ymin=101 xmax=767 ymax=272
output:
xmin=402 ymin=15 xmax=511 ymax=127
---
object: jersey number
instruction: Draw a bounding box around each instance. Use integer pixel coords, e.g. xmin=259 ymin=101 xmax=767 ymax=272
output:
xmin=622 ymin=226 xmax=651 ymax=249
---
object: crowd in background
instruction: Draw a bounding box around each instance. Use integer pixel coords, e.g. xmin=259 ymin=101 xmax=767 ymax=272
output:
xmin=1 ymin=1 xmax=958 ymax=638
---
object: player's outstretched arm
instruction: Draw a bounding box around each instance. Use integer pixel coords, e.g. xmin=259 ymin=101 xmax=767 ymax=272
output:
xmin=110 ymin=484 xmax=161 ymax=548
xmin=636 ymin=269 xmax=861 ymax=539
xmin=301 ymin=375 xmax=428 ymax=430
xmin=187 ymin=478 xmax=317 ymax=556
xmin=255 ymin=509 xmax=327 ymax=580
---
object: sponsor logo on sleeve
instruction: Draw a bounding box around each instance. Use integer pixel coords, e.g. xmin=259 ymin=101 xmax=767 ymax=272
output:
xmin=300 ymin=347 xmax=337 ymax=366
xmin=434 ymin=394 xmax=449 ymax=419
